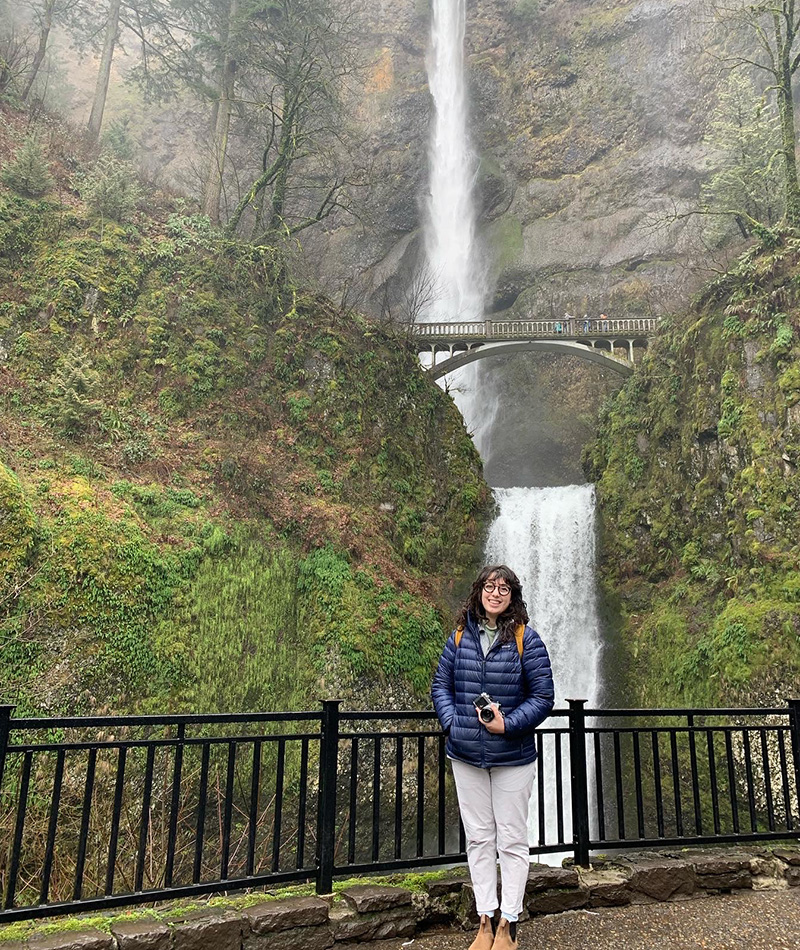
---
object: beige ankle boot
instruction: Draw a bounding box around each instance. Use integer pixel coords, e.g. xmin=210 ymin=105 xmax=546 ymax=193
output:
xmin=468 ymin=914 xmax=495 ymax=950
xmin=490 ymin=917 xmax=518 ymax=950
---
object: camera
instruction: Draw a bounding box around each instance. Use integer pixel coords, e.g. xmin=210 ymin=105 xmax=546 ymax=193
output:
xmin=474 ymin=692 xmax=498 ymax=723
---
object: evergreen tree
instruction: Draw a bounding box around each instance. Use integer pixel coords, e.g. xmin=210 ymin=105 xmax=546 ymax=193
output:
xmin=74 ymin=152 xmax=143 ymax=222
xmin=0 ymin=135 xmax=54 ymax=197
xmin=47 ymin=347 xmax=102 ymax=438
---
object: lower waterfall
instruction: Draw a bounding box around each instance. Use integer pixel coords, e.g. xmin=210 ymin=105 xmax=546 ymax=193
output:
xmin=484 ymin=484 xmax=603 ymax=854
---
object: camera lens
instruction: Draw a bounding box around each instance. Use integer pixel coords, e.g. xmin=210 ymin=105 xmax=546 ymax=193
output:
xmin=479 ymin=707 xmax=495 ymax=723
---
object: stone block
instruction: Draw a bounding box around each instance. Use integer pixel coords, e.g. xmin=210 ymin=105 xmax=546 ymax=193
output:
xmin=244 ymin=897 xmax=329 ymax=934
xmin=774 ymin=848 xmax=800 ymax=867
xmin=628 ymin=861 xmax=696 ymax=901
xmin=693 ymin=853 xmax=752 ymax=877
xmin=749 ymin=856 xmax=789 ymax=888
xmin=27 ymin=930 xmax=114 ymax=950
xmin=454 ymin=882 xmax=480 ymax=927
xmin=696 ymin=871 xmax=753 ymax=891
xmin=527 ymin=886 xmax=589 ymax=915
xmin=417 ymin=884 xmax=463 ymax=927
xmin=424 ymin=876 xmax=467 ymax=898
xmin=171 ymin=911 xmax=242 ymax=950
xmin=244 ymin=924 xmax=333 ymax=950
xmin=329 ymin=904 xmax=415 ymax=943
xmin=340 ymin=885 xmax=412 ymax=913
xmin=581 ymin=868 xmax=633 ymax=907
xmin=525 ymin=866 xmax=579 ymax=894
xmin=111 ymin=919 xmax=171 ymax=950
xmin=787 ymin=867 xmax=800 ymax=887
xmin=589 ymin=882 xmax=633 ymax=907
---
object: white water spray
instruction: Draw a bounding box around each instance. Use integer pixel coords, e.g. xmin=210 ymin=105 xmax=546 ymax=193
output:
xmin=424 ymin=0 xmax=496 ymax=455
xmin=486 ymin=485 xmax=603 ymax=852
xmin=425 ymin=0 xmax=483 ymax=322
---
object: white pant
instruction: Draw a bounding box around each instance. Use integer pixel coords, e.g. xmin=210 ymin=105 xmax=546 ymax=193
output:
xmin=451 ymin=758 xmax=536 ymax=920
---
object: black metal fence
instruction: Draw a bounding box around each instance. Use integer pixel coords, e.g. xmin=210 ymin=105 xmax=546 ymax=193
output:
xmin=1 ymin=700 xmax=799 ymax=922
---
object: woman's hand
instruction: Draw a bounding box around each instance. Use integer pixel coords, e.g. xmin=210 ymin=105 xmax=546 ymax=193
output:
xmin=478 ymin=704 xmax=505 ymax=734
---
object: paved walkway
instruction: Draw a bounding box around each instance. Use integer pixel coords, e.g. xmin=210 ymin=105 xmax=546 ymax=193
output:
xmin=345 ymin=888 xmax=800 ymax=950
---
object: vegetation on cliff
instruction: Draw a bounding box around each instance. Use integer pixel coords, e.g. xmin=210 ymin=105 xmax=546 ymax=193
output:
xmin=0 ymin=113 xmax=492 ymax=718
xmin=586 ymin=233 xmax=800 ymax=707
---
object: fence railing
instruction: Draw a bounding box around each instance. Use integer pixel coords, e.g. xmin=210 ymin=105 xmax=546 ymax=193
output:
xmin=1 ymin=700 xmax=799 ymax=922
xmin=413 ymin=317 xmax=659 ymax=340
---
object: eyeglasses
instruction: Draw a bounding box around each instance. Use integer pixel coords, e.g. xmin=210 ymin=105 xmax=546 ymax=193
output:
xmin=483 ymin=582 xmax=511 ymax=596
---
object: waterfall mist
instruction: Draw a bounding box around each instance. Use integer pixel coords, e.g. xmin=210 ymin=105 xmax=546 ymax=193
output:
xmin=425 ymin=0 xmax=484 ymax=322
xmin=423 ymin=0 xmax=497 ymax=458
xmin=486 ymin=485 xmax=603 ymax=854
xmin=485 ymin=485 xmax=602 ymax=709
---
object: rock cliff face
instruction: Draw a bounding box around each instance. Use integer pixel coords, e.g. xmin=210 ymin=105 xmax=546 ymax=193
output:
xmin=584 ymin=234 xmax=800 ymax=708
xmin=312 ymin=0 xmax=724 ymax=325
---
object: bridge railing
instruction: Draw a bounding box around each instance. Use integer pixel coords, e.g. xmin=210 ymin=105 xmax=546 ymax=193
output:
xmin=1 ymin=701 xmax=798 ymax=921
xmin=414 ymin=317 xmax=659 ymax=340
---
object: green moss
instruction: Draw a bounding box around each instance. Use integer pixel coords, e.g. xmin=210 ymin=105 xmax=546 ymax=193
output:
xmin=0 ymin=183 xmax=492 ymax=715
xmin=0 ymin=462 xmax=37 ymax=585
xmin=486 ymin=215 xmax=524 ymax=274
xmin=590 ymin=233 xmax=800 ymax=707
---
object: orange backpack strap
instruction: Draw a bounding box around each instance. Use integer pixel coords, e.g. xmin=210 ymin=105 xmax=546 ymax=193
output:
xmin=514 ymin=624 xmax=525 ymax=658
xmin=454 ymin=625 xmax=525 ymax=657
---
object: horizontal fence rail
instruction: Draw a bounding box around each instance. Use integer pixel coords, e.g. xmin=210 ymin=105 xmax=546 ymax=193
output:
xmin=1 ymin=700 xmax=799 ymax=922
xmin=413 ymin=317 xmax=660 ymax=341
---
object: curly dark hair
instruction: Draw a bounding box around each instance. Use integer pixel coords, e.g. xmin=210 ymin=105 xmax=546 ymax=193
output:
xmin=455 ymin=564 xmax=529 ymax=644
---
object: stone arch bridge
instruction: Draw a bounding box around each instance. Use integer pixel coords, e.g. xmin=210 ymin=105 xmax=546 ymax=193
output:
xmin=414 ymin=316 xmax=659 ymax=378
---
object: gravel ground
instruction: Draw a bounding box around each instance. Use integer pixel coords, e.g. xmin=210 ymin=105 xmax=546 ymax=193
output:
xmin=342 ymin=889 xmax=800 ymax=950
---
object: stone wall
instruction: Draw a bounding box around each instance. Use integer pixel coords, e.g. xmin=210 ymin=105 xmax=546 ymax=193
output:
xmin=4 ymin=845 xmax=799 ymax=950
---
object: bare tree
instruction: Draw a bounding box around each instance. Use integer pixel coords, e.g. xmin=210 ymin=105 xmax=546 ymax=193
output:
xmin=86 ymin=0 xmax=122 ymax=140
xmin=714 ymin=0 xmax=800 ymax=224
xmin=223 ymin=0 xmax=365 ymax=240
xmin=0 ymin=6 xmax=36 ymax=95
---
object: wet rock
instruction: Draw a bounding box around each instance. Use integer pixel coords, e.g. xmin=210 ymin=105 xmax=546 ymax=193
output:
xmin=526 ymin=866 xmax=580 ymax=893
xmin=172 ymin=910 xmax=242 ymax=950
xmin=774 ymin=848 xmax=800 ymax=867
xmin=693 ymin=853 xmax=752 ymax=876
xmin=244 ymin=896 xmax=329 ymax=934
xmin=528 ymin=886 xmax=590 ymax=915
xmin=27 ymin=932 xmax=114 ymax=950
xmin=329 ymin=904 xmax=416 ymax=942
xmin=111 ymin=919 xmax=171 ymax=950
xmin=341 ymin=885 xmax=413 ymax=913
xmin=581 ymin=868 xmax=633 ymax=907
xmin=627 ymin=860 xmax=696 ymax=901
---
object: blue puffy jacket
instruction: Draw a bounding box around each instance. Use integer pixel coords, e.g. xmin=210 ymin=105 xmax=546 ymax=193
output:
xmin=431 ymin=612 xmax=555 ymax=768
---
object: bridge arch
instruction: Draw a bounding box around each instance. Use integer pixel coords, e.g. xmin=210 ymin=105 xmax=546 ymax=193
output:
xmin=413 ymin=316 xmax=658 ymax=379
xmin=423 ymin=340 xmax=635 ymax=379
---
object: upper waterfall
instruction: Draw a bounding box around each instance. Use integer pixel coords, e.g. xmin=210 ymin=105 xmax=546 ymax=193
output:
xmin=425 ymin=0 xmax=484 ymax=322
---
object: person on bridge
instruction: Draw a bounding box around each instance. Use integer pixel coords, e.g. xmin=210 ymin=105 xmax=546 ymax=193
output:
xmin=431 ymin=566 xmax=555 ymax=950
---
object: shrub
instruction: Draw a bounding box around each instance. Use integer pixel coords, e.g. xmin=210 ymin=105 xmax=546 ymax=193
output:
xmin=101 ymin=117 xmax=137 ymax=161
xmin=1 ymin=135 xmax=54 ymax=197
xmin=45 ymin=346 xmax=102 ymax=437
xmin=74 ymin=152 xmax=143 ymax=222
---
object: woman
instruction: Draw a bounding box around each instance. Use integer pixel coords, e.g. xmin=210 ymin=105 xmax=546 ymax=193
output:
xmin=432 ymin=565 xmax=555 ymax=950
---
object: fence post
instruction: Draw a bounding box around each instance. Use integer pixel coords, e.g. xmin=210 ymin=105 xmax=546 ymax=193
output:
xmin=316 ymin=700 xmax=341 ymax=894
xmin=567 ymin=698 xmax=591 ymax=867
xmin=788 ymin=699 xmax=800 ymax=825
xmin=0 ymin=705 xmax=14 ymax=792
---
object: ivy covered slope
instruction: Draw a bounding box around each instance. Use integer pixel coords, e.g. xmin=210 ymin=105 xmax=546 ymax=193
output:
xmin=586 ymin=235 xmax=800 ymax=708
xmin=0 ymin=184 xmax=491 ymax=719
